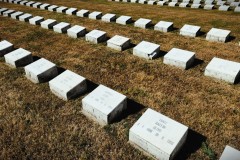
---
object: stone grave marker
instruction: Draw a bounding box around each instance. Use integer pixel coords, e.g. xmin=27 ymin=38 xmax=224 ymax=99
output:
xmin=26 ymin=1 xmax=36 ymax=7
xmin=134 ymin=18 xmax=152 ymax=29
xmin=219 ymin=145 xmax=240 ymax=160
xmin=154 ymin=21 xmax=173 ymax=32
xmin=179 ymin=2 xmax=189 ymax=7
xmin=89 ymin=11 xmax=102 ymax=20
xmin=40 ymin=3 xmax=51 ymax=10
xmin=219 ymin=5 xmax=230 ymax=11
xmin=56 ymin=6 xmax=68 ymax=13
xmin=101 ymin=13 xmax=116 ymax=22
xmin=0 ymin=8 xmax=8 ymax=15
xmin=66 ymin=8 xmax=78 ymax=15
xmin=48 ymin=5 xmax=58 ymax=12
xmin=76 ymin=9 xmax=89 ymax=17
xmin=107 ymin=35 xmax=131 ymax=51
xmin=0 ymin=40 xmax=14 ymax=57
xmin=67 ymin=25 xmax=86 ymax=38
xmin=191 ymin=4 xmax=201 ymax=8
xmin=133 ymin=41 xmax=160 ymax=59
xmin=206 ymin=28 xmax=231 ymax=42
xmin=32 ymin=2 xmax=42 ymax=8
xmin=10 ymin=11 xmax=24 ymax=19
xmin=204 ymin=4 xmax=214 ymax=10
xmin=180 ymin=24 xmax=201 ymax=37
xmin=53 ymin=22 xmax=71 ymax=33
xmin=2 ymin=9 xmax=15 ymax=17
xmin=157 ymin=1 xmax=167 ymax=6
xmin=29 ymin=16 xmax=44 ymax=25
xmin=41 ymin=19 xmax=58 ymax=29
xmin=85 ymin=29 xmax=107 ymax=44
xmin=19 ymin=0 xmax=28 ymax=5
xmin=168 ymin=2 xmax=178 ymax=7
xmin=19 ymin=13 xmax=33 ymax=22
xmin=116 ymin=15 xmax=132 ymax=25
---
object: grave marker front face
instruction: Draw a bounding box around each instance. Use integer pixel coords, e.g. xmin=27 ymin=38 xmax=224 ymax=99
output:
xmin=4 ymin=48 xmax=33 ymax=68
xmin=49 ymin=70 xmax=87 ymax=100
xmin=219 ymin=145 xmax=240 ymax=160
xmin=76 ymin=9 xmax=89 ymax=17
xmin=230 ymin=2 xmax=240 ymax=7
xmin=29 ymin=16 xmax=44 ymax=25
xmin=191 ymin=4 xmax=201 ymax=8
xmin=67 ymin=25 xmax=86 ymax=38
xmin=168 ymin=2 xmax=177 ymax=7
xmin=40 ymin=3 xmax=50 ymax=10
xmin=234 ymin=7 xmax=240 ymax=12
xmin=157 ymin=1 xmax=167 ymax=6
xmin=41 ymin=19 xmax=58 ymax=29
xmin=2 ymin=9 xmax=15 ymax=17
xmin=56 ymin=6 xmax=68 ymax=13
xmin=85 ymin=30 xmax=107 ymax=44
xmin=206 ymin=28 xmax=231 ymax=42
xmin=32 ymin=2 xmax=42 ymax=8
xmin=179 ymin=2 xmax=189 ymax=7
xmin=65 ymin=8 xmax=78 ymax=15
xmin=204 ymin=4 xmax=214 ymax=10
xmin=219 ymin=5 xmax=230 ymax=11
xmin=180 ymin=24 xmax=201 ymax=37
xmin=19 ymin=13 xmax=32 ymax=22
xmin=129 ymin=108 xmax=188 ymax=160
xmin=107 ymin=35 xmax=131 ymax=51
xmin=53 ymin=22 xmax=71 ymax=33
xmin=0 ymin=8 xmax=8 ymax=15
xmin=88 ymin=11 xmax=102 ymax=20
xmin=133 ymin=41 xmax=160 ymax=59
xmin=116 ymin=15 xmax=132 ymax=25
xmin=48 ymin=5 xmax=58 ymax=12
xmin=101 ymin=13 xmax=116 ymax=22
xmin=82 ymin=84 xmax=127 ymax=125
xmin=154 ymin=21 xmax=173 ymax=32
xmin=10 ymin=11 xmax=24 ymax=19
xmin=24 ymin=58 xmax=58 ymax=83
xmin=134 ymin=18 xmax=152 ymax=29
xmin=0 ymin=40 xmax=14 ymax=56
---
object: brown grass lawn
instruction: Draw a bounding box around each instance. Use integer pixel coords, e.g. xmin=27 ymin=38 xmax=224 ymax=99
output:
xmin=0 ymin=0 xmax=239 ymax=159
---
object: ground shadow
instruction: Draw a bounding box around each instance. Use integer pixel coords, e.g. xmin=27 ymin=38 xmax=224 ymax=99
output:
xmin=198 ymin=31 xmax=206 ymax=37
xmin=234 ymin=73 xmax=240 ymax=84
xmin=86 ymin=79 xmax=99 ymax=93
xmin=127 ymin=43 xmax=136 ymax=50
xmin=155 ymin=50 xmax=167 ymax=59
xmin=174 ymin=129 xmax=207 ymax=160
xmin=172 ymin=27 xmax=179 ymax=32
xmin=191 ymin=58 xmax=204 ymax=68
xmin=57 ymin=66 xmax=66 ymax=75
xmin=226 ymin=36 xmax=236 ymax=42
xmin=32 ymin=55 xmax=41 ymax=62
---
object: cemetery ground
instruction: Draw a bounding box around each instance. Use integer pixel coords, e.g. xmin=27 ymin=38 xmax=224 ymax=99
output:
xmin=0 ymin=0 xmax=240 ymax=159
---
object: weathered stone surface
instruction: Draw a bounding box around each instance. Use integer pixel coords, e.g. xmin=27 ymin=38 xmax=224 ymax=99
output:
xmin=41 ymin=19 xmax=58 ymax=29
xmin=133 ymin=41 xmax=160 ymax=59
xmin=89 ymin=11 xmax=102 ymax=20
xmin=67 ymin=25 xmax=86 ymax=38
xmin=10 ymin=11 xmax=24 ymax=19
xmin=206 ymin=28 xmax=231 ymax=42
xmin=134 ymin=18 xmax=152 ymax=29
xmin=154 ymin=21 xmax=173 ymax=32
xmin=0 ymin=40 xmax=14 ymax=57
xmin=107 ymin=35 xmax=131 ymax=51
xmin=48 ymin=5 xmax=59 ymax=12
xmin=85 ymin=30 xmax=107 ymax=44
xmin=220 ymin=145 xmax=240 ymax=160
xmin=29 ymin=16 xmax=44 ymax=25
xmin=66 ymin=8 xmax=78 ymax=15
xmin=19 ymin=13 xmax=32 ymax=22
xmin=180 ymin=24 xmax=201 ymax=37
xmin=116 ymin=15 xmax=132 ymax=25
xmin=53 ymin=22 xmax=71 ymax=33
xmin=76 ymin=9 xmax=89 ymax=17
xmin=101 ymin=13 xmax=116 ymax=22
xmin=56 ymin=6 xmax=68 ymax=13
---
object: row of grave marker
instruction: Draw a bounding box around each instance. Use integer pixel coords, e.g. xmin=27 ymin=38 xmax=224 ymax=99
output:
xmin=0 ymin=0 xmax=234 ymax=43
xmin=1 ymin=39 xmax=240 ymax=159
xmin=1 ymin=7 xmax=240 ymax=84
xmin=111 ymin=0 xmax=240 ymax=12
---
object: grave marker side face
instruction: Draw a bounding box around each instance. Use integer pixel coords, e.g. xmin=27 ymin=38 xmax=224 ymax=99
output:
xmin=67 ymin=25 xmax=86 ymax=38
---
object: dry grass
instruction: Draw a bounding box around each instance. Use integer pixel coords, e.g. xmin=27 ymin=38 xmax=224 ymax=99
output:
xmin=0 ymin=0 xmax=240 ymax=159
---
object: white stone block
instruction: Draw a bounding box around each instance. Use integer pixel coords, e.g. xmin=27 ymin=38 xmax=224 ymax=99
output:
xmin=116 ymin=15 xmax=132 ymax=25
xmin=131 ymin=0 xmax=138 ymax=3
xmin=216 ymin=1 xmax=226 ymax=5
xmin=82 ymin=84 xmax=127 ymax=125
xmin=191 ymin=4 xmax=201 ymax=8
xmin=24 ymin=58 xmax=58 ymax=83
xmin=148 ymin=0 xmax=157 ymax=5
xmin=220 ymin=145 xmax=240 ymax=160
xmin=179 ymin=2 xmax=189 ymax=7
xmin=182 ymin=0 xmax=190 ymax=3
xmin=48 ymin=5 xmax=58 ymax=12
xmin=163 ymin=48 xmax=195 ymax=69
xmin=122 ymin=0 xmax=129 ymax=2
xmin=32 ymin=2 xmax=42 ymax=8
xmin=227 ymin=0 xmax=234 ymax=2
xmin=0 ymin=40 xmax=14 ymax=56
xmin=154 ymin=21 xmax=173 ymax=32
xmin=133 ymin=41 xmax=160 ymax=59
xmin=66 ymin=8 xmax=78 ymax=15
xmin=41 ymin=19 xmax=58 ymax=29
xmin=2 ymin=9 xmax=15 ymax=17
xmin=204 ymin=4 xmax=214 ymax=9
xmin=53 ymin=22 xmax=71 ymax=33
xmin=172 ymin=0 xmax=179 ymax=2
xmin=29 ymin=16 xmax=44 ymax=25
xmin=85 ymin=30 xmax=107 ymax=44
xmin=168 ymin=2 xmax=177 ymax=7
xmin=134 ymin=18 xmax=152 ymax=29
xmin=138 ymin=0 xmax=146 ymax=4
xmin=204 ymin=57 xmax=240 ymax=84
xmin=192 ymin=0 xmax=201 ymax=3
xmin=157 ymin=1 xmax=167 ymax=6
xmin=4 ymin=48 xmax=33 ymax=68
xmin=107 ymin=35 xmax=131 ymax=51
xmin=101 ymin=13 xmax=116 ymax=22
xmin=206 ymin=28 xmax=231 ymax=43
xmin=230 ymin=2 xmax=240 ymax=7
xmin=76 ymin=9 xmax=89 ymax=17
xmin=49 ymin=70 xmax=87 ymax=100
xmin=180 ymin=24 xmax=201 ymax=37
xmin=19 ymin=0 xmax=28 ymax=5
xmin=40 ymin=3 xmax=50 ymax=10
xmin=67 ymin=25 xmax=86 ymax=38
xmin=13 ymin=0 xmax=21 ymax=4
xmin=89 ymin=11 xmax=102 ymax=20
xmin=56 ymin=6 xmax=68 ymax=13
xmin=26 ymin=1 xmax=36 ymax=7
xmin=205 ymin=0 xmax=213 ymax=4
xmin=219 ymin=5 xmax=230 ymax=11
xmin=10 ymin=11 xmax=24 ymax=19
xmin=234 ymin=7 xmax=240 ymax=12
xmin=19 ymin=13 xmax=32 ymax=22
xmin=129 ymin=108 xmax=188 ymax=160
xmin=0 ymin=8 xmax=8 ymax=15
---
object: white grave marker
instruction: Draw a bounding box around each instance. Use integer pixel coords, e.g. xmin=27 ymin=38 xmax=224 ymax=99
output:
xmin=219 ymin=5 xmax=230 ymax=11
xmin=0 ymin=8 xmax=8 ymax=15
xmin=157 ymin=1 xmax=167 ymax=6
xmin=107 ymin=35 xmax=131 ymax=51
xmin=19 ymin=13 xmax=32 ymax=22
xmin=163 ymin=48 xmax=195 ymax=69
xmin=4 ymin=48 xmax=33 ymax=68
xmin=19 ymin=0 xmax=28 ymax=5
xmin=217 ymin=1 xmax=226 ymax=5
xmin=48 ymin=5 xmax=58 ymax=12
xmin=154 ymin=21 xmax=173 ymax=32
xmin=101 ymin=13 xmax=116 ymax=22
xmin=82 ymin=84 xmax=127 ymax=125
xmin=230 ymin=2 xmax=240 ymax=7
xmin=32 ymin=2 xmax=42 ymax=8
xmin=13 ymin=0 xmax=22 ymax=4
xmin=24 ymin=58 xmax=58 ymax=83
xmin=40 ymin=3 xmax=50 ymax=10
xmin=220 ymin=145 xmax=240 ymax=160
xmin=191 ymin=4 xmax=201 ymax=8
xmin=148 ymin=0 xmax=157 ymax=5
xmin=29 ymin=16 xmax=44 ymax=25
xmin=168 ymin=2 xmax=177 ymax=7
xmin=26 ymin=1 xmax=36 ymax=7
xmin=134 ymin=18 xmax=152 ymax=29
xmin=76 ymin=9 xmax=89 ymax=17
xmin=204 ymin=4 xmax=214 ymax=10
xmin=89 ymin=11 xmax=102 ymax=20
xmin=180 ymin=24 xmax=201 ymax=37
xmin=133 ymin=41 xmax=160 ymax=59
xmin=10 ymin=11 xmax=24 ymax=19
xmin=116 ymin=15 xmax=132 ymax=25
xmin=179 ymin=2 xmax=189 ymax=7
xmin=2 ymin=9 xmax=15 ymax=17
xmin=53 ymin=22 xmax=71 ymax=33
xmin=85 ymin=30 xmax=107 ymax=44
xmin=206 ymin=28 xmax=231 ymax=42
xmin=67 ymin=25 xmax=86 ymax=38
xmin=66 ymin=8 xmax=77 ymax=15
xmin=129 ymin=108 xmax=188 ymax=160
xmin=234 ymin=7 xmax=240 ymax=12
xmin=41 ymin=19 xmax=58 ymax=29
xmin=139 ymin=0 xmax=146 ymax=4
xmin=56 ymin=6 xmax=68 ymax=13
xmin=204 ymin=57 xmax=240 ymax=84
xmin=49 ymin=70 xmax=87 ymax=100
xmin=205 ymin=0 xmax=213 ymax=4
xmin=0 ymin=40 xmax=14 ymax=56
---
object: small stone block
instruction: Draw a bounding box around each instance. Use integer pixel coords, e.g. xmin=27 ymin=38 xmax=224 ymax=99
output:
xmin=133 ymin=41 xmax=160 ymax=59
xmin=26 ymin=1 xmax=36 ymax=7
xmin=19 ymin=0 xmax=28 ymax=5
xmin=180 ymin=24 xmax=201 ymax=37
xmin=219 ymin=5 xmax=230 ymax=11
xmin=129 ymin=108 xmax=188 ymax=160
xmin=53 ymin=22 xmax=71 ymax=33
xmin=163 ymin=48 xmax=195 ymax=69
xmin=67 ymin=25 xmax=86 ymax=38
xmin=48 ymin=5 xmax=58 ymax=12
xmin=85 ymin=30 xmax=107 ymax=44
xmin=13 ymin=0 xmax=21 ymax=4
xmin=134 ymin=18 xmax=152 ymax=29
xmin=219 ymin=145 xmax=240 ymax=160
xmin=206 ymin=28 xmax=231 ymax=42
xmin=41 ymin=19 xmax=58 ymax=29
xmin=234 ymin=7 xmax=240 ymax=12
xmin=168 ymin=2 xmax=177 ymax=7
xmin=10 ymin=11 xmax=24 ymax=19
xmin=116 ymin=15 xmax=132 ymax=25
xmin=148 ymin=0 xmax=157 ymax=5
xmin=65 ymin=8 xmax=78 ymax=15
xmin=0 ymin=8 xmax=8 ymax=15
xmin=56 ymin=6 xmax=68 ymax=13
xmin=76 ymin=9 xmax=89 ymax=17
xmin=230 ymin=2 xmax=240 ymax=7
xmin=89 ymin=11 xmax=102 ymax=20
xmin=49 ymin=70 xmax=87 ymax=100
xmin=131 ymin=0 xmax=138 ymax=3
xmin=154 ymin=21 xmax=173 ymax=32
xmin=204 ymin=4 xmax=214 ymax=10
xmin=138 ymin=0 xmax=146 ymax=4
xmin=19 ymin=13 xmax=32 ymax=22
xmin=107 ymin=35 xmax=131 ymax=51
xmin=191 ymin=4 xmax=201 ymax=8
xmin=0 ymin=40 xmax=14 ymax=56
xmin=4 ymin=48 xmax=33 ymax=68
xmin=204 ymin=57 xmax=240 ymax=84
xmin=40 ymin=3 xmax=50 ymax=10
xmin=216 ymin=1 xmax=226 ymax=5
xmin=179 ymin=2 xmax=189 ymax=7
xmin=157 ymin=1 xmax=167 ymax=6
xmin=82 ymin=84 xmax=127 ymax=125
xmin=205 ymin=0 xmax=213 ymax=4
xmin=24 ymin=58 xmax=58 ymax=83
xmin=32 ymin=2 xmax=42 ymax=8
xmin=101 ymin=13 xmax=116 ymax=22
xmin=29 ymin=16 xmax=44 ymax=25
xmin=2 ymin=9 xmax=15 ymax=17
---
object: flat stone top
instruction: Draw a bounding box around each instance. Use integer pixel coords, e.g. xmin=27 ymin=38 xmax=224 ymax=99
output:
xmin=206 ymin=57 xmax=240 ymax=76
xmin=33 ymin=2 xmax=42 ymax=5
xmin=0 ymin=8 xmax=8 ymax=12
xmin=57 ymin=6 xmax=68 ymax=10
xmin=192 ymin=3 xmax=201 ymax=6
xmin=48 ymin=5 xmax=58 ymax=8
xmin=130 ymin=108 xmax=188 ymax=155
xmin=102 ymin=13 xmax=116 ymax=18
xmin=20 ymin=0 xmax=28 ymax=4
xmin=89 ymin=11 xmax=102 ymax=15
xmin=180 ymin=24 xmax=201 ymax=33
xmin=164 ymin=48 xmax=195 ymax=62
xmin=107 ymin=35 xmax=130 ymax=46
xmin=25 ymin=58 xmax=56 ymax=75
xmin=30 ymin=16 xmax=44 ymax=21
xmin=135 ymin=18 xmax=152 ymax=24
xmin=86 ymin=30 xmax=106 ymax=38
xmin=134 ymin=41 xmax=160 ymax=54
xmin=116 ymin=15 xmax=131 ymax=21
xmin=54 ymin=22 xmax=70 ymax=28
xmin=207 ymin=28 xmax=231 ymax=37
xmin=49 ymin=70 xmax=86 ymax=92
xmin=40 ymin=3 xmax=50 ymax=7
xmin=3 ymin=10 xmax=15 ymax=13
xmin=220 ymin=145 xmax=240 ymax=160
xmin=26 ymin=1 xmax=35 ymax=4
xmin=4 ymin=48 xmax=31 ymax=60
xmin=77 ymin=9 xmax=89 ymax=13
xmin=180 ymin=2 xmax=189 ymax=4
xmin=82 ymin=84 xmax=126 ymax=115
xmin=41 ymin=19 xmax=57 ymax=24
xmin=219 ymin=5 xmax=229 ymax=9
xmin=66 ymin=8 xmax=77 ymax=11
xmin=19 ymin=13 xmax=32 ymax=18
xmin=0 ymin=40 xmax=13 ymax=50
xmin=11 ymin=11 xmax=23 ymax=16
xmin=68 ymin=25 xmax=86 ymax=33
xmin=155 ymin=21 xmax=173 ymax=28
xmin=204 ymin=4 xmax=214 ymax=7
